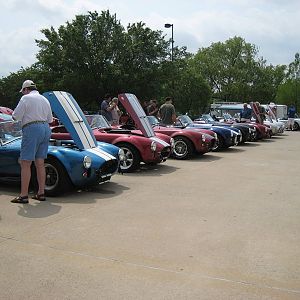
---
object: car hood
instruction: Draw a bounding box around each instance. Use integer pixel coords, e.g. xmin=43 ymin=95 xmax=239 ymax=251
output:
xmin=118 ymin=93 xmax=155 ymax=138
xmin=43 ymin=91 xmax=97 ymax=150
xmin=0 ymin=106 xmax=13 ymax=115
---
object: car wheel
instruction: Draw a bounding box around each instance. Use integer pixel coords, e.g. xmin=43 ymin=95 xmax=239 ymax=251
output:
xmin=213 ymin=134 xmax=224 ymax=151
xmin=44 ymin=157 xmax=72 ymax=196
xmin=293 ymin=122 xmax=299 ymax=131
xmin=251 ymin=131 xmax=258 ymax=141
xmin=172 ymin=136 xmax=194 ymax=160
xmin=117 ymin=143 xmax=141 ymax=172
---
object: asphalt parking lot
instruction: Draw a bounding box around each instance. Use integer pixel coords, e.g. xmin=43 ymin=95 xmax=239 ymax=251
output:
xmin=1 ymin=131 xmax=300 ymax=299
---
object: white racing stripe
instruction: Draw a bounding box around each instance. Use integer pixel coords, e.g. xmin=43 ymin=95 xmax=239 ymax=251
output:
xmin=53 ymin=91 xmax=96 ymax=149
xmin=150 ymin=136 xmax=169 ymax=147
xmin=86 ymin=147 xmax=116 ymax=161
xmin=122 ymin=93 xmax=155 ymax=137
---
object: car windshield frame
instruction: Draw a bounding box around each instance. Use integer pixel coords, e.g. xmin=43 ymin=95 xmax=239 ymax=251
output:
xmin=146 ymin=115 xmax=160 ymax=126
xmin=85 ymin=115 xmax=112 ymax=129
xmin=201 ymin=114 xmax=215 ymax=122
xmin=178 ymin=115 xmax=193 ymax=125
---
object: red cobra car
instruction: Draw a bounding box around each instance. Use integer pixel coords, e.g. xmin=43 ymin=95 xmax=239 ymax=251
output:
xmin=142 ymin=116 xmax=217 ymax=160
xmin=51 ymin=97 xmax=173 ymax=173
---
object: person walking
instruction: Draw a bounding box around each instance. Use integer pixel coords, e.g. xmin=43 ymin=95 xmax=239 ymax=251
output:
xmin=287 ymin=104 xmax=296 ymax=130
xmin=11 ymin=80 xmax=53 ymax=204
xmin=158 ymin=97 xmax=176 ymax=125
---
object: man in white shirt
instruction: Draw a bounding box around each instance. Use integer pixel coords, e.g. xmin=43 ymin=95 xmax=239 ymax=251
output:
xmin=11 ymin=80 xmax=53 ymax=204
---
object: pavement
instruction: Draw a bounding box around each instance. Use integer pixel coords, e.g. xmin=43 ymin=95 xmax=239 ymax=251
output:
xmin=0 ymin=131 xmax=300 ymax=300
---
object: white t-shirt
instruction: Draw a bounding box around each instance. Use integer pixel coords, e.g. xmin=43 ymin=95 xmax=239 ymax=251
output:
xmin=12 ymin=90 xmax=53 ymax=127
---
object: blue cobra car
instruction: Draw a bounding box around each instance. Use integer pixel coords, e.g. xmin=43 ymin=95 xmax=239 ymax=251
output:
xmin=176 ymin=115 xmax=240 ymax=150
xmin=0 ymin=91 xmax=124 ymax=196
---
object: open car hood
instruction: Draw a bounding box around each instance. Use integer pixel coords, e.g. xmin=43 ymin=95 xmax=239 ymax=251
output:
xmin=118 ymin=93 xmax=155 ymax=138
xmin=250 ymin=102 xmax=263 ymax=124
xmin=43 ymin=91 xmax=97 ymax=150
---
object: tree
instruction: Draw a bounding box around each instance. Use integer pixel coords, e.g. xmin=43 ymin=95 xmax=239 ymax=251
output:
xmin=0 ymin=65 xmax=43 ymax=108
xmin=35 ymin=11 xmax=172 ymax=109
xmin=192 ymin=36 xmax=285 ymax=103
xmin=36 ymin=11 xmax=127 ymax=108
xmin=166 ymin=56 xmax=211 ymax=115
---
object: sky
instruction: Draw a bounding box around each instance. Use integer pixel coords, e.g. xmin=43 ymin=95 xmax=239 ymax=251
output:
xmin=0 ymin=0 xmax=299 ymax=78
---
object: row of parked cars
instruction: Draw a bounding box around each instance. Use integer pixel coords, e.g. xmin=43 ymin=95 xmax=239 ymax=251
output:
xmin=0 ymin=93 xmax=286 ymax=197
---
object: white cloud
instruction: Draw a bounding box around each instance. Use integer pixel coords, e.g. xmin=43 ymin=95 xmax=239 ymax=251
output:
xmin=0 ymin=0 xmax=299 ymax=77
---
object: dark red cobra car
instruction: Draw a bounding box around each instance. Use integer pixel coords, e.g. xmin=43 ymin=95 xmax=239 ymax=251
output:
xmin=143 ymin=116 xmax=217 ymax=160
xmin=51 ymin=94 xmax=173 ymax=173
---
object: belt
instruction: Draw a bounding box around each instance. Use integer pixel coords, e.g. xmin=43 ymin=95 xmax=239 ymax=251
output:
xmin=22 ymin=121 xmax=47 ymax=129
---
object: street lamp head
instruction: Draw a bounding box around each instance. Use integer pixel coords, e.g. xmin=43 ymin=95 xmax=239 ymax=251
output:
xmin=164 ymin=23 xmax=173 ymax=28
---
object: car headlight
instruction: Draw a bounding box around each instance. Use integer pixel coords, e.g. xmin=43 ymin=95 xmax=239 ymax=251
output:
xmin=230 ymin=130 xmax=234 ymax=137
xmin=118 ymin=148 xmax=126 ymax=162
xmin=83 ymin=156 xmax=92 ymax=169
xmin=151 ymin=141 xmax=157 ymax=152
xmin=201 ymin=134 xmax=206 ymax=142
xmin=213 ymin=133 xmax=217 ymax=139
xmin=169 ymin=137 xmax=175 ymax=148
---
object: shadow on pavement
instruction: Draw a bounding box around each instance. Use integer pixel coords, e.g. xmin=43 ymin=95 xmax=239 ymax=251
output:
xmin=124 ymin=163 xmax=179 ymax=177
xmin=0 ymin=179 xmax=130 ymax=207
xmin=269 ymin=135 xmax=285 ymax=139
xmin=15 ymin=201 xmax=62 ymax=219
xmin=238 ymin=142 xmax=260 ymax=147
xmin=220 ymin=147 xmax=246 ymax=153
xmin=259 ymin=138 xmax=275 ymax=143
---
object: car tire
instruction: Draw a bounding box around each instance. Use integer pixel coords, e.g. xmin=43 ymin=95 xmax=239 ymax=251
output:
xmin=116 ymin=143 xmax=141 ymax=173
xmin=44 ymin=157 xmax=72 ymax=196
xmin=213 ymin=134 xmax=224 ymax=151
xmin=293 ymin=122 xmax=299 ymax=131
xmin=172 ymin=136 xmax=194 ymax=160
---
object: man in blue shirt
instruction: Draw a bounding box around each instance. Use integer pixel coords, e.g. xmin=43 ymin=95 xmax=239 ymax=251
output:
xmin=240 ymin=103 xmax=252 ymax=122
xmin=287 ymin=104 xmax=296 ymax=130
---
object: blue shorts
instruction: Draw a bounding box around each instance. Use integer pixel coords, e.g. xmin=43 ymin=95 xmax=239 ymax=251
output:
xmin=20 ymin=123 xmax=51 ymax=161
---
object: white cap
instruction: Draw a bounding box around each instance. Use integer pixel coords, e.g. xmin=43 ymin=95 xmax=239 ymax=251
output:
xmin=20 ymin=80 xmax=36 ymax=92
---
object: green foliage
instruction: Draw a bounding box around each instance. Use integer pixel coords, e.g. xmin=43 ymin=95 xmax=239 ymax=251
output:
xmin=0 ymin=65 xmax=43 ymax=108
xmin=276 ymin=53 xmax=300 ymax=108
xmin=168 ymin=57 xmax=211 ymax=115
xmin=192 ymin=36 xmax=286 ymax=104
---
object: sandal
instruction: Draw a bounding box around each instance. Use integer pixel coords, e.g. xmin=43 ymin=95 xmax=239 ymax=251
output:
xmin=32 ymin=194 xmax=46 ymax=201
xmin=11 ymin=196 xmax=29 ymax=204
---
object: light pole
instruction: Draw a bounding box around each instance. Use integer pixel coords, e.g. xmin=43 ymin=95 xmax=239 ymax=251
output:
xmin=296 ymin=70 xmax=300 ymax=112
xmin=164 ymin=23 xmax=174 ymax=61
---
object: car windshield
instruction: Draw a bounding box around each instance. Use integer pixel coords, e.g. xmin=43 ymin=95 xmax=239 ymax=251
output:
xmin=0 ymin=120 xmax=22 ymax=144
xmin=85 ymin=115 xmax=111 ymax=129
xmin=146 ymin=116 xmax=160 ymax=126
xmin=178 ymin=115 xmax=193 ymax=125
xmin=223 ymin=113 xmax=233 ymax=121
xmin=201 ymin=114 xmax=215 ymax=122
